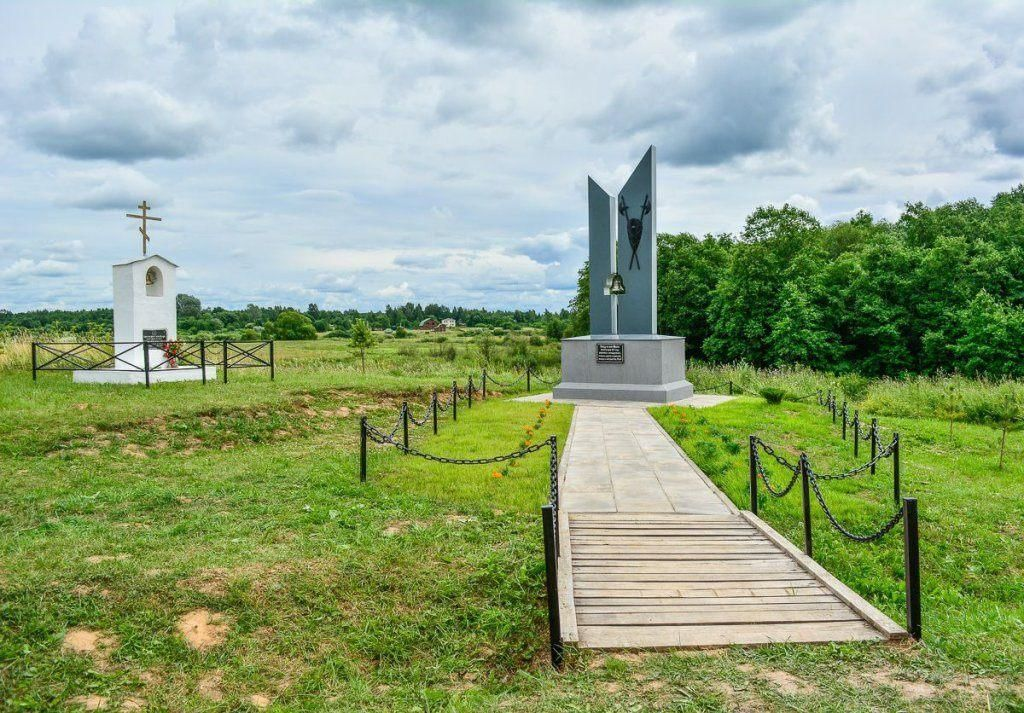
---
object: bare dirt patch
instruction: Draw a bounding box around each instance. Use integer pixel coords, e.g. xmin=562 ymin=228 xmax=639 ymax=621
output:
xmin=177 ymin=609 xmax=230 ymax=651
xmin=197 ymin=671 xmax=224 ymax=701
xmin=764 ymin=669 xmax=815 ymax=696
xmin=861 ymin=670 xmax=937 ymax=700
xmin=122 ymin=444 xmax=148 ymax=459
xmin=178 ymin=568 xmax=231 ymax=597
xmin=383 ymin=519 xmax=428 ymax=536
xmin=120 ymin=697 xmax=145 ymax=711
xmin=250 ymin=693 xmax=272 ymax=708
xmin=85 ymin=554 xmax=130 ymax=564
xmin=63 ymin=629 xmax=118 ymax=666
xmin=69 ymin=695 xmax=108 ymax=710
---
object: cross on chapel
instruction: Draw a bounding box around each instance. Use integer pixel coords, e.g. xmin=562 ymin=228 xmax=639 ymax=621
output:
xmin=126 ymin=201 xmax=162 ymax=255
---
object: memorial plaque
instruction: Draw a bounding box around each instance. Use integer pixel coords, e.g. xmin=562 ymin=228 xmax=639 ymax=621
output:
xmin=143 ymin=329 xmax=168 ymax=345
xmin=596 ymin=342 xmax=624 ymax=364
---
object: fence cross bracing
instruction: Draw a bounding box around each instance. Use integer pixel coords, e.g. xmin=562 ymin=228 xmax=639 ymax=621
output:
xmin=31 ymin=340 xmax=274 ymax=387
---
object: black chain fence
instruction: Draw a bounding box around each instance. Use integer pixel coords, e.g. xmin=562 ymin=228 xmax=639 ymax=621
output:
xmin=748 ymin=432 xmax=921 ymax=639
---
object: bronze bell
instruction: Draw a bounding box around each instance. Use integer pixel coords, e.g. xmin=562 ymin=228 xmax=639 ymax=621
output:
xmin=608 ymin=272 xmax=626 ymax=295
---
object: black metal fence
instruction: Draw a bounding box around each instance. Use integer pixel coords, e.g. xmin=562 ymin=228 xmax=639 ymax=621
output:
xmin=31 ymin=340 xmax=274 ymax=387
xmin=358 ymin=376 xmax=564 ymax=668
xmin=748 ymin=434 xmax=922 ymax=639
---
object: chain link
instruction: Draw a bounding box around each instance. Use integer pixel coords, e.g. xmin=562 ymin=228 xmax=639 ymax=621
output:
xmin=367 ymin=422 xmax=553 ymax=464
xmin=806 ymin=436 xmax=896 ymax=481
xmin=807 ymin=471 xmax=906 ymax=542
xmin=752 ymin=442 xmax=800 ymax=497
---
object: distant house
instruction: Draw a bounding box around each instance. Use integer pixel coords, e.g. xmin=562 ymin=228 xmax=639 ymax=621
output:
xmin=418 ymin=318 xmax=439 ymax=331
xmin=440 ymin=318 xmax=457 ymax=330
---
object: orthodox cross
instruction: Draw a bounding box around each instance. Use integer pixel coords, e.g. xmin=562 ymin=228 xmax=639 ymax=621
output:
xmin=126 ymin=201 xmax=162 ymax=255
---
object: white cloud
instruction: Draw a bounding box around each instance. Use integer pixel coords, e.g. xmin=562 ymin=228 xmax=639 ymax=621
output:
xmin=376 ymin=281 xmax=414 ymax=300
xmin=785 ymin=193 xmax=820 ymax=214
xmin=1 ymin=258 xmax=78 ymax=280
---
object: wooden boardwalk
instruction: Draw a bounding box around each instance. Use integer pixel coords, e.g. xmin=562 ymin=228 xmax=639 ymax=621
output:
xmin=554 ymin=400 xmax=907 ymax=649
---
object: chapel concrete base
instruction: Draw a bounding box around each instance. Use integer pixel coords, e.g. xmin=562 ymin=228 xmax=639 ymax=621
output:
xmin=72 ymin=366 xmax=217 ymax=385
xmin=552 ymin=334 xmax=693 ymax=404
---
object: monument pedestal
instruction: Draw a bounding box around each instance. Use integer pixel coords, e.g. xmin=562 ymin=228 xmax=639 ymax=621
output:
xmin=553 ymin=334 xmax=693 ymax=403
xmin=73 ymin=365 xmax=217 ymax=385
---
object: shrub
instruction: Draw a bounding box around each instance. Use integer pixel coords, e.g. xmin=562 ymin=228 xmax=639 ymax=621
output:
xmin=394 ymin=326 xmax=409 ymax=338
xmin=266 ymin=310 xmax=317 ymax=340
xmin=760 ymin=387 xmax=786 ymax=404
xmin=838 ymin=373 xmax=871 ymax=402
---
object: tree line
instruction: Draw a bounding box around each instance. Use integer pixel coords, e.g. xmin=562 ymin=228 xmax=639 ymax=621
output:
xmin=0 ymin=298 xmax=568 ymax=341
xmin=570 ymin=184 xmax=1024 ymax=378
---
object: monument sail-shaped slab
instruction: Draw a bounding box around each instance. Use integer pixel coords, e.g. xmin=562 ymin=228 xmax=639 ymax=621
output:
xmin=616 ymin=146 xmax=656 ymax=335
xmin=553 ymin=146 xmax=693 ymax=403
xmin=587 ymin=177 xmax=616 ymax=336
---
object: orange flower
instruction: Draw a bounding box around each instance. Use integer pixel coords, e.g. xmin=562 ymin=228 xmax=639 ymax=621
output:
xmin=524 ymin=439 xmax=531 ymax=446
xmin=492 ymin=471 xmax=503 ymax=478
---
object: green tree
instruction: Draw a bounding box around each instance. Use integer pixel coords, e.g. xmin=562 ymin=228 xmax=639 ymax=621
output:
xmin=934 ymin=381 xmax=965 ymax=439
xmin=176 ymin=294 xmax=202 ymax=318
xmin=267 ymin=310 xmax=317 ymax=340
xmin=765 ymin=283 xmax=841 ymax=369
xmin=545 ymin=317 xmax=566 ymax=341
xmin=657 ymin=233 xmax=731 ymax=357
xmin=349 ymin=318 xmax=375 ymax=373
xmin=567 ymin=261 xmax=590 ymax=337
xmin=965 ymin=388 xmax=1024 ymax=469
xmin=953 ymin=291 xmax=1024 ymax=378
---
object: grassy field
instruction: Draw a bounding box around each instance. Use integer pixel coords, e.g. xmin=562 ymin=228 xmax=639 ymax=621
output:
xmin=2 ymin=336 xmax=1023 ymax=711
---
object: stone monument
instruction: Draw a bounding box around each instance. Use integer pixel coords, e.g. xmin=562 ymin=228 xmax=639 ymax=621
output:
xmin=552 ymin=147 xmax=693 ymax=402
xmin=73 ymin=202 xmax=215 ymax=384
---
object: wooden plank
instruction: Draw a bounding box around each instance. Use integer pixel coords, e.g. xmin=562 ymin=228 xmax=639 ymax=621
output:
xmin=576 ymin=603 xmax=852 ymax=615
xmin=571 ymin=556 xmax=804 ymax=568
xmin=576 ymin=621 xmax=884 ymax=649
xmin=576 ymin=609 xmax=860 ymax=626
xmin=572 ymin=570 xmax=817 ymax=582
xmin=569 ymin=514 xmax=741 ymax=523
xmin=572 ymin=553 xmax=788 ymax=561
xmin=573 ymin=585 xmax=827 ymax=594
xmin=570 ymin=541 xmax=780 ymax=550
xmin=740 ymin=511 xmax=909 ymax=640
xmin=573 ymin=572 xmax=808 ymax=583
xmin=570 ymin=534 xmax=764 ymax=542
xmin=575 ymin=594 xmax=837 ymax=607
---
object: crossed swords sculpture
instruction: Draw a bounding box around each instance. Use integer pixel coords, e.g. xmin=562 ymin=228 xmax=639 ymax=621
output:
xmin=618 ymin=193 xmax=650 ymax=270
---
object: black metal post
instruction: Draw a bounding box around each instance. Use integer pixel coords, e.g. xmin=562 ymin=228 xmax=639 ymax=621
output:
xmin=31 ymin=342 xmax=37 ymax=381
xmin=482 ymin=368 xmax=487 ymax=400
xmin=541 ymin=504 xmax=564 ymax=670
xmin=199 ymin=340 xmax=207 ymax=385
xmin=402 ymin=402 xmax=409 ymax=449
xmin=870 ymin=418 xmax=878 ymax=474
xmin=269 ymin=340 xmax=275 ymax=381
xmin=526 ymin=366 xmax=531 ymax=392
xmin=893 ymin=432 xmax=901 ymax=505
xmin=903 ymin=497 xmax=921 ymax=640
xmin=853 ymin=411 xmax=860 ymax=457
xmin=831 ymin=397 xmax=837 ymax=424
xmin=452 ymin=381 xmax=457 ymax=421
xmin=467 ymin=376 xmax=473 ymax=409
xmin=748 ymin=436 xmax=758 ymax=516
xmin=222 ymin=340 xmax=229 ymax=384
xmin=729 ymin=380 xmax=734 ymax=396
xmin=800 ymin=454 xmax=812 ymax=558
xmin=432 ymin=391 xmax=438 ymax=435
xmin=359 ymin=417 xmax=367 ymax=482
xmin=143 ymin=342 xmax=151 ymax=389
xmin=842 ymin=401 xmax=848 ymax=440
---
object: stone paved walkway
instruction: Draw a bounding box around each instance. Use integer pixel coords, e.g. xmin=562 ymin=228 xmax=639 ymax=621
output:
xmin=561 ymin=398 xmax=735 ymax=514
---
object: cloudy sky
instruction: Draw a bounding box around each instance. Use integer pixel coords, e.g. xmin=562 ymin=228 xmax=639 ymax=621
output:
xmin=1 ymin=1 xmax=1022 ymax=313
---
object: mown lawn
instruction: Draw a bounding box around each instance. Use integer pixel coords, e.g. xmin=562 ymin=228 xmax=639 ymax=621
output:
xmin=3 ymin=343 xmax=1023 ymax=711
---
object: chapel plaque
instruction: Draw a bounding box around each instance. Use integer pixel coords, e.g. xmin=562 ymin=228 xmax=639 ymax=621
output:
xmin=595 ymin=342 xmax=624 ymax=364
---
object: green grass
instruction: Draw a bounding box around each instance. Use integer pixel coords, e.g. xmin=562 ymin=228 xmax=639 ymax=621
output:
xmin=3 ymin=339 xmax=1024 ymax=711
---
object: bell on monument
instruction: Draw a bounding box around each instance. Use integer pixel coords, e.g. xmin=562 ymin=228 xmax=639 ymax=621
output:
xmin=604 ymin=273 xmax=626 ymax=296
